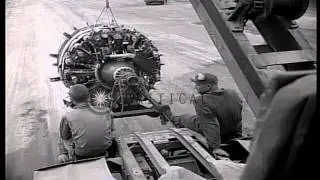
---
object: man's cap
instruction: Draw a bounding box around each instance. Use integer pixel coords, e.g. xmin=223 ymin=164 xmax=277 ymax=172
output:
xmin=68 ymin=84 xmax=89 ymax=102
xmin=191 ymin=73 xmax=218 ymax=85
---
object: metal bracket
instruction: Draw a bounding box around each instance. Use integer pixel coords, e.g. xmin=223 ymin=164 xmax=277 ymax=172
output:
xmin=112 ymin=108 xmax=159 ymax=119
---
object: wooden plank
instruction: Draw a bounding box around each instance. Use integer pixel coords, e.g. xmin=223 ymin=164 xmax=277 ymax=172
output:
xmin=252 ymin=50 xmax=316 ymax=68
xmin=253 ymin=44 xmax=273 ymax=54
xmin=288 ymin=24 xmax=316 ymax=51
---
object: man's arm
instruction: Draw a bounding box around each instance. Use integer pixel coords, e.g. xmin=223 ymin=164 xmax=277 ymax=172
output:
xmin=58 ymin=116 xmax=72 ymax=155
xmin=60 ymin=115 xmax=72 ymax=140
xmin=193 ymin=99 xmax=221 ymax=151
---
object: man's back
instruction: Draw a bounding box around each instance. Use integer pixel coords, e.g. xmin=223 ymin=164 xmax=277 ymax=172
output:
xmin=195 ymin=89 xmax=243 ymax=138
xmin=62 ymin=104 xmax=113 ymax=157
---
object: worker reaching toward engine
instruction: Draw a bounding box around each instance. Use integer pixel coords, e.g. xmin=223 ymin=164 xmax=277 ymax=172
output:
xmin=161 ymin=73 xmax=243 ymax=157
xmin=57 ymin=84 xmax=114 ymax=163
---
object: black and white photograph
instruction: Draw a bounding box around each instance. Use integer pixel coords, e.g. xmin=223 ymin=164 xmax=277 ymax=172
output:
xmin=5 ymin=0 xmax=317 ymax=179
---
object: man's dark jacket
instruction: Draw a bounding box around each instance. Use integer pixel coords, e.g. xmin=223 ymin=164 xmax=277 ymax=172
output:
xmin=59 ymin=103 xmax=113 ymax=157
xmin=193 ymin=89 xmax=243 ymax=150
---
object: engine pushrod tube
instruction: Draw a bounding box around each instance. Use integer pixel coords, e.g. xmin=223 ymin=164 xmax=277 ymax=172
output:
xmin=105 ymin=53 xmax=136 ymax=59
xmin=136 ymin=84 xmax=173 ymax=124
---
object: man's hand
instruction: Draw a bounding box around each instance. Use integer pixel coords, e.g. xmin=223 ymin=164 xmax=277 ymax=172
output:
xmin=57 ymin=154 xmax=69 ymax=163
xmin=159 ymin=105 xmax=173 ymax=125
xmin=212 ymin=148 xmax=230 ymax=159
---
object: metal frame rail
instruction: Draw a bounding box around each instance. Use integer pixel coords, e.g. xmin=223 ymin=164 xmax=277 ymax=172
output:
xmin=134 ymin=132 xmax=171 ymax=175
xmin=169 ymin=128 xmax=222 ymax=178
xmin=118 ymin=129 xmax=246 ymax=180
xmin=169 ymin=128 xmax=245 ymax=180
xmin=117 ymin=137 xmax=147 ymax=180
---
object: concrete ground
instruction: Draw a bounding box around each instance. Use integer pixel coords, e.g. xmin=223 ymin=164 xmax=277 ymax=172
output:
xmin=5 ymin=0 xmax=316 ymax=179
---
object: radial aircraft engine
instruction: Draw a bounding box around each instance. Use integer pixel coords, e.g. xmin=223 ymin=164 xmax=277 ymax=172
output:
xmin=50 ymin=24 xmax=163 ymax=114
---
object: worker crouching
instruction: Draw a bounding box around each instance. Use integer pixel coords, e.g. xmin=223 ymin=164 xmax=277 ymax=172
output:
xmin=161 ymin=73 xmax=243 ymax=158
xmin=57 ymin=84 xmax=114 ymax=163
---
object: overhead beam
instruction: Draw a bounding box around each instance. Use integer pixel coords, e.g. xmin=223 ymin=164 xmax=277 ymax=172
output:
xmin=189 ymin=0 xmax=264 ymax=116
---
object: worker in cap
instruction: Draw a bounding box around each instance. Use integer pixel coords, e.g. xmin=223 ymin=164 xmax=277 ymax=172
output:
xmin=58 ymin=84 xmax=114 ymax=163
xmin=191 ymin=73 xmax=219 ymax=94
xmin=161 ymin=73 xmax=243 ymax=158
xmin=68 ymin=84 xmax=89 ymax=102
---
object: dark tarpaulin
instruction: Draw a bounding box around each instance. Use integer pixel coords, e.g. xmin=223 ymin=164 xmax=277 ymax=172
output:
xmin=240 ymin=72 xmax=317 ymax=180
